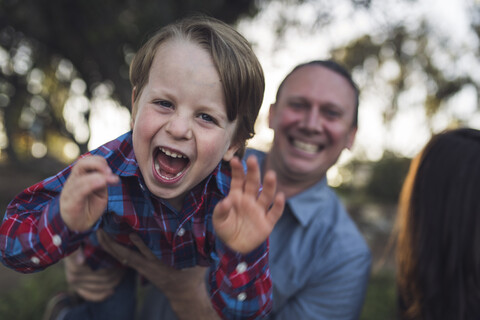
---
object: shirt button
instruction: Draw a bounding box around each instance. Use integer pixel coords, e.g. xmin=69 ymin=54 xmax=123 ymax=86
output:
xmin=236 ymin=262 xmax=247 ymax=274
xmin=237 ymin=292 xmax=247 ymax=301
xmin=52 ymin=235 xmax=62 ymax=247
xmin=31 ymin=256 xmax=40 ymax=265
xmin=177 ymin=228 xmax=185 ymax=237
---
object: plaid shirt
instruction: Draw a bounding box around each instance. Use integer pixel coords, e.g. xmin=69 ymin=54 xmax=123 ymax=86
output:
xmin=0 ymin=131 xmax=272 ymax=319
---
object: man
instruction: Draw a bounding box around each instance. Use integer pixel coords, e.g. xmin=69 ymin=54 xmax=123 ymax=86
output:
xmin=56 ymin=60 xmax=371 ymax=320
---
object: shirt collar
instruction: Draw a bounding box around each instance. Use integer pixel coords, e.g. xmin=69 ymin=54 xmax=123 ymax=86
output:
xmin=209 ymin=160 xmax=231 ymax=196
xmin=103 ymin=131 xmax=141 ymax=178
xmin=287 ymin=178 xmax=329 ymax=227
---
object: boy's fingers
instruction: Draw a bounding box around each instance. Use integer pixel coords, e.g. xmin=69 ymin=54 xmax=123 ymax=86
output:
xmin=267 ymin=193 xmax=285 ymax=226
xmin=72 ymin=156 xmax=119 ymax=185
xmin=213 ymin=198 xmax=232 ymax=224
xmin=244 ymin=156 xmax=260 ymax=196
xmin=229 ymin=157 xmax=245 ymax=191
xmin=74 ymin=156 xmax=111 ymax=174
xmin=257 ymin=170 xmax=277 ymax=210
xmin=74 ymin=173 xmax=110 ymax=195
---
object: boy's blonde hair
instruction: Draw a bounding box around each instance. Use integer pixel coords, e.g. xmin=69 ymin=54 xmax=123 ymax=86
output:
xmin=129 ymin=15 xmax=265 ymax=157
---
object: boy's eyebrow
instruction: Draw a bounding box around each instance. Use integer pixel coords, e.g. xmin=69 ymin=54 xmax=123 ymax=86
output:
xmin=200 ymin=104 xmax=229 ymax=120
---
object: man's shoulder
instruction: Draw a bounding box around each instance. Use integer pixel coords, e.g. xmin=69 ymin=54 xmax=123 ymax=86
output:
xmin=244 ymin=148 xmax=266 ymax=161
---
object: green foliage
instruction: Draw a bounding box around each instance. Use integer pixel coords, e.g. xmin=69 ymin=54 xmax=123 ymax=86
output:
xmin=0 ymin=264 xmax=67 ymax=320
xmin=0 ymin=0 xmax=259 ymax=168
xmin=360 ymin=270 xmax=397 ymax=320
xmin=335 ymin=152 xmax=411 ymax=205
xmin=366 ymin=152 xmax=411 ymax=203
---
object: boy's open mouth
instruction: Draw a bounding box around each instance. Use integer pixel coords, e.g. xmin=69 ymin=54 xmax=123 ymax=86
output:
xmin=154 ymin=147 xmax=190 ymax=181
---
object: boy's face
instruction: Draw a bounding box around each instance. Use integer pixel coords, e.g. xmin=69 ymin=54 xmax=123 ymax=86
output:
xmin=131 ymin=39 xmax=239 ymax=210
xmin=268 ymin=65 xmax=357 ymax=184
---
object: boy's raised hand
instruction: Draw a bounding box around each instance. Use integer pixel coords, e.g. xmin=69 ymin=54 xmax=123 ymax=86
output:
xmin=60 ymin=156 xmax=119 ymax=232
xmin=213 ymin=156 xmax=285 ymax=254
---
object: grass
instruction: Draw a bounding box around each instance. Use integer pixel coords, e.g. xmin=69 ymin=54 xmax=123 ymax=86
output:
xmin=0 ymin=265 xmax=397 ymax=320
xmin=0 ymin=264 xmax=67 ymax=320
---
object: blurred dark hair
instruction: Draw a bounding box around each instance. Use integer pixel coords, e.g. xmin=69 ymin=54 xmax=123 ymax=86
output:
xmin=274 ymin=60 xmax=359 ymax=127
xmin=396 ymin=128 xmax=480 ymax=320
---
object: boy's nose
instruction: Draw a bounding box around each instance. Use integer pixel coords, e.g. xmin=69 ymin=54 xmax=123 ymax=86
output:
xmin=166 ymin=114 xmax=193 ymax=140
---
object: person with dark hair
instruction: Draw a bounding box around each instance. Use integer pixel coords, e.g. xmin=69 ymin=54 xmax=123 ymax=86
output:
xmin=395 ymin=128 xmax=480 ymax=320
xmin=61 ymin=60 xmax=372 ymax=319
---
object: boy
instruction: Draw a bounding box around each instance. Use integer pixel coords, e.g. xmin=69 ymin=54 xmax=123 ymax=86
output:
xmin=0 ymin=16 xmax=284 ymax=319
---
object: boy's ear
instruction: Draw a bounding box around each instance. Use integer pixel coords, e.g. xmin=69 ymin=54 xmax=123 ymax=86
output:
xmin=130 ymin=87 xmax=137 ymax=129
xmin=223 ymin=142 xmax=241 ymax=162
xmin=268 ymin=103 xmax=276 ymax=129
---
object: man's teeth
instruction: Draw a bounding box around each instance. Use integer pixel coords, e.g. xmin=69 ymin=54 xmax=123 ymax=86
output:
xmin=160 ymin=147 xmax=186 ymax=159
xmin=293 ymin=140 xmax=319 ymax=153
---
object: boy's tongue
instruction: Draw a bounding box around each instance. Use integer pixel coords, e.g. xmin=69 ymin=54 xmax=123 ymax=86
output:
xmin=156 ymin=151 xmax=188 ymax=178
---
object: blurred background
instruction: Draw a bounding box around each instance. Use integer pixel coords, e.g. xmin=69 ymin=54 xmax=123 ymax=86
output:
xmin=1 ymin=0 xmax=479 ymax=318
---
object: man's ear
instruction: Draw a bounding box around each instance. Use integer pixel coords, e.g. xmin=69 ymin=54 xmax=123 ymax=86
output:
xmin=345 ymin=126 xmax=357 ymax=150
xmin=223 ymin=142 xmax=241 ymax=162
xmin=130 ymin=87 xmax=137 ymax=129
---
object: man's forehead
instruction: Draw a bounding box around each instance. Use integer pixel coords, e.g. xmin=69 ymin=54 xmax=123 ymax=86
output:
xmin=281 ymin=67 xmax=355 ymax=100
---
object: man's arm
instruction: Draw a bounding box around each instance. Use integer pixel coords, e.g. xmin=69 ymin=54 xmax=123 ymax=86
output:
xmin=94 ymin=230 xmax=220 ymax=320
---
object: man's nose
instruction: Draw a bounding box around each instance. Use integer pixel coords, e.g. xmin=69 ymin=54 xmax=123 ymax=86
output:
xmin=300 ymin=107 xmax=322 ymax=132
xmin=166 ymin=113 xmax=193 ymax=140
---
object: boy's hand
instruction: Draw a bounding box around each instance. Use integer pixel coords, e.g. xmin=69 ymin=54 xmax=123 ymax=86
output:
xmin=60 ymin=156 xmax=119 ymax=232
xmin=213 ymin=156 xmax=285 ymax=254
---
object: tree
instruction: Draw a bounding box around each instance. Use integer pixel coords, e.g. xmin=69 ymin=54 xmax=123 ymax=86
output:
xmin=0 ymin=0 xmax=259 ymax=173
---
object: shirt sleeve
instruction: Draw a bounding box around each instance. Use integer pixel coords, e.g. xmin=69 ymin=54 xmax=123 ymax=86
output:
xmin=0 ymin=173 xmax=93 ymax=273
xmin=272 ymin=250 xmax=371 ymax=320
xmin=207 ymin=238 xmax=272 ymax=319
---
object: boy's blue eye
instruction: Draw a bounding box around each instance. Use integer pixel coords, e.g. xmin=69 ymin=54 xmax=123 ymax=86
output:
xmin=200 ymin=113 xmax=215 ymax=123
xmin=155 ymin=100 xmax=173 ymax=108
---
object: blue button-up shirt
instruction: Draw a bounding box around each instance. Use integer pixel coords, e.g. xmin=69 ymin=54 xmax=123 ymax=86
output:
xmin=246 ymin=149 xmax=371 ymax=320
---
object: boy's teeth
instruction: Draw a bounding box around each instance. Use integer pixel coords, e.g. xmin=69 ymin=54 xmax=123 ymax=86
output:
xmin=160 ymin=147 xmax=185 ymax=159
xmin=293 ymin=140 xmax=318 ymax=153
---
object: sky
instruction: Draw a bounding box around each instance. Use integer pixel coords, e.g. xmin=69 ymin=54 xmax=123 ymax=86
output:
xmin=234 ymin=0 xmax=479 ymax=167
xmin=84 ymin=0 xmax=479 ymax=176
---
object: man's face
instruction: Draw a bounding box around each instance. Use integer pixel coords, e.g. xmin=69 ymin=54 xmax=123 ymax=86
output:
xmin=268 ymin=65 xmax=357 ymax=184
xmin=131 ymin=39 xmax=238 ymax=210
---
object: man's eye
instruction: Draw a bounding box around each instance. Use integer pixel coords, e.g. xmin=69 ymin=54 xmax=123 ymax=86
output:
xmin=324 ymin=109 xmax=341 ymax=118
xmin=289 ymin=102 xmax=306 ymax=110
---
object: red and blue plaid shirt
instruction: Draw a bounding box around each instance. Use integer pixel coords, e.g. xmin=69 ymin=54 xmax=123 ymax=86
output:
xmin=0 ymin=131 xmax=272 ymax=319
